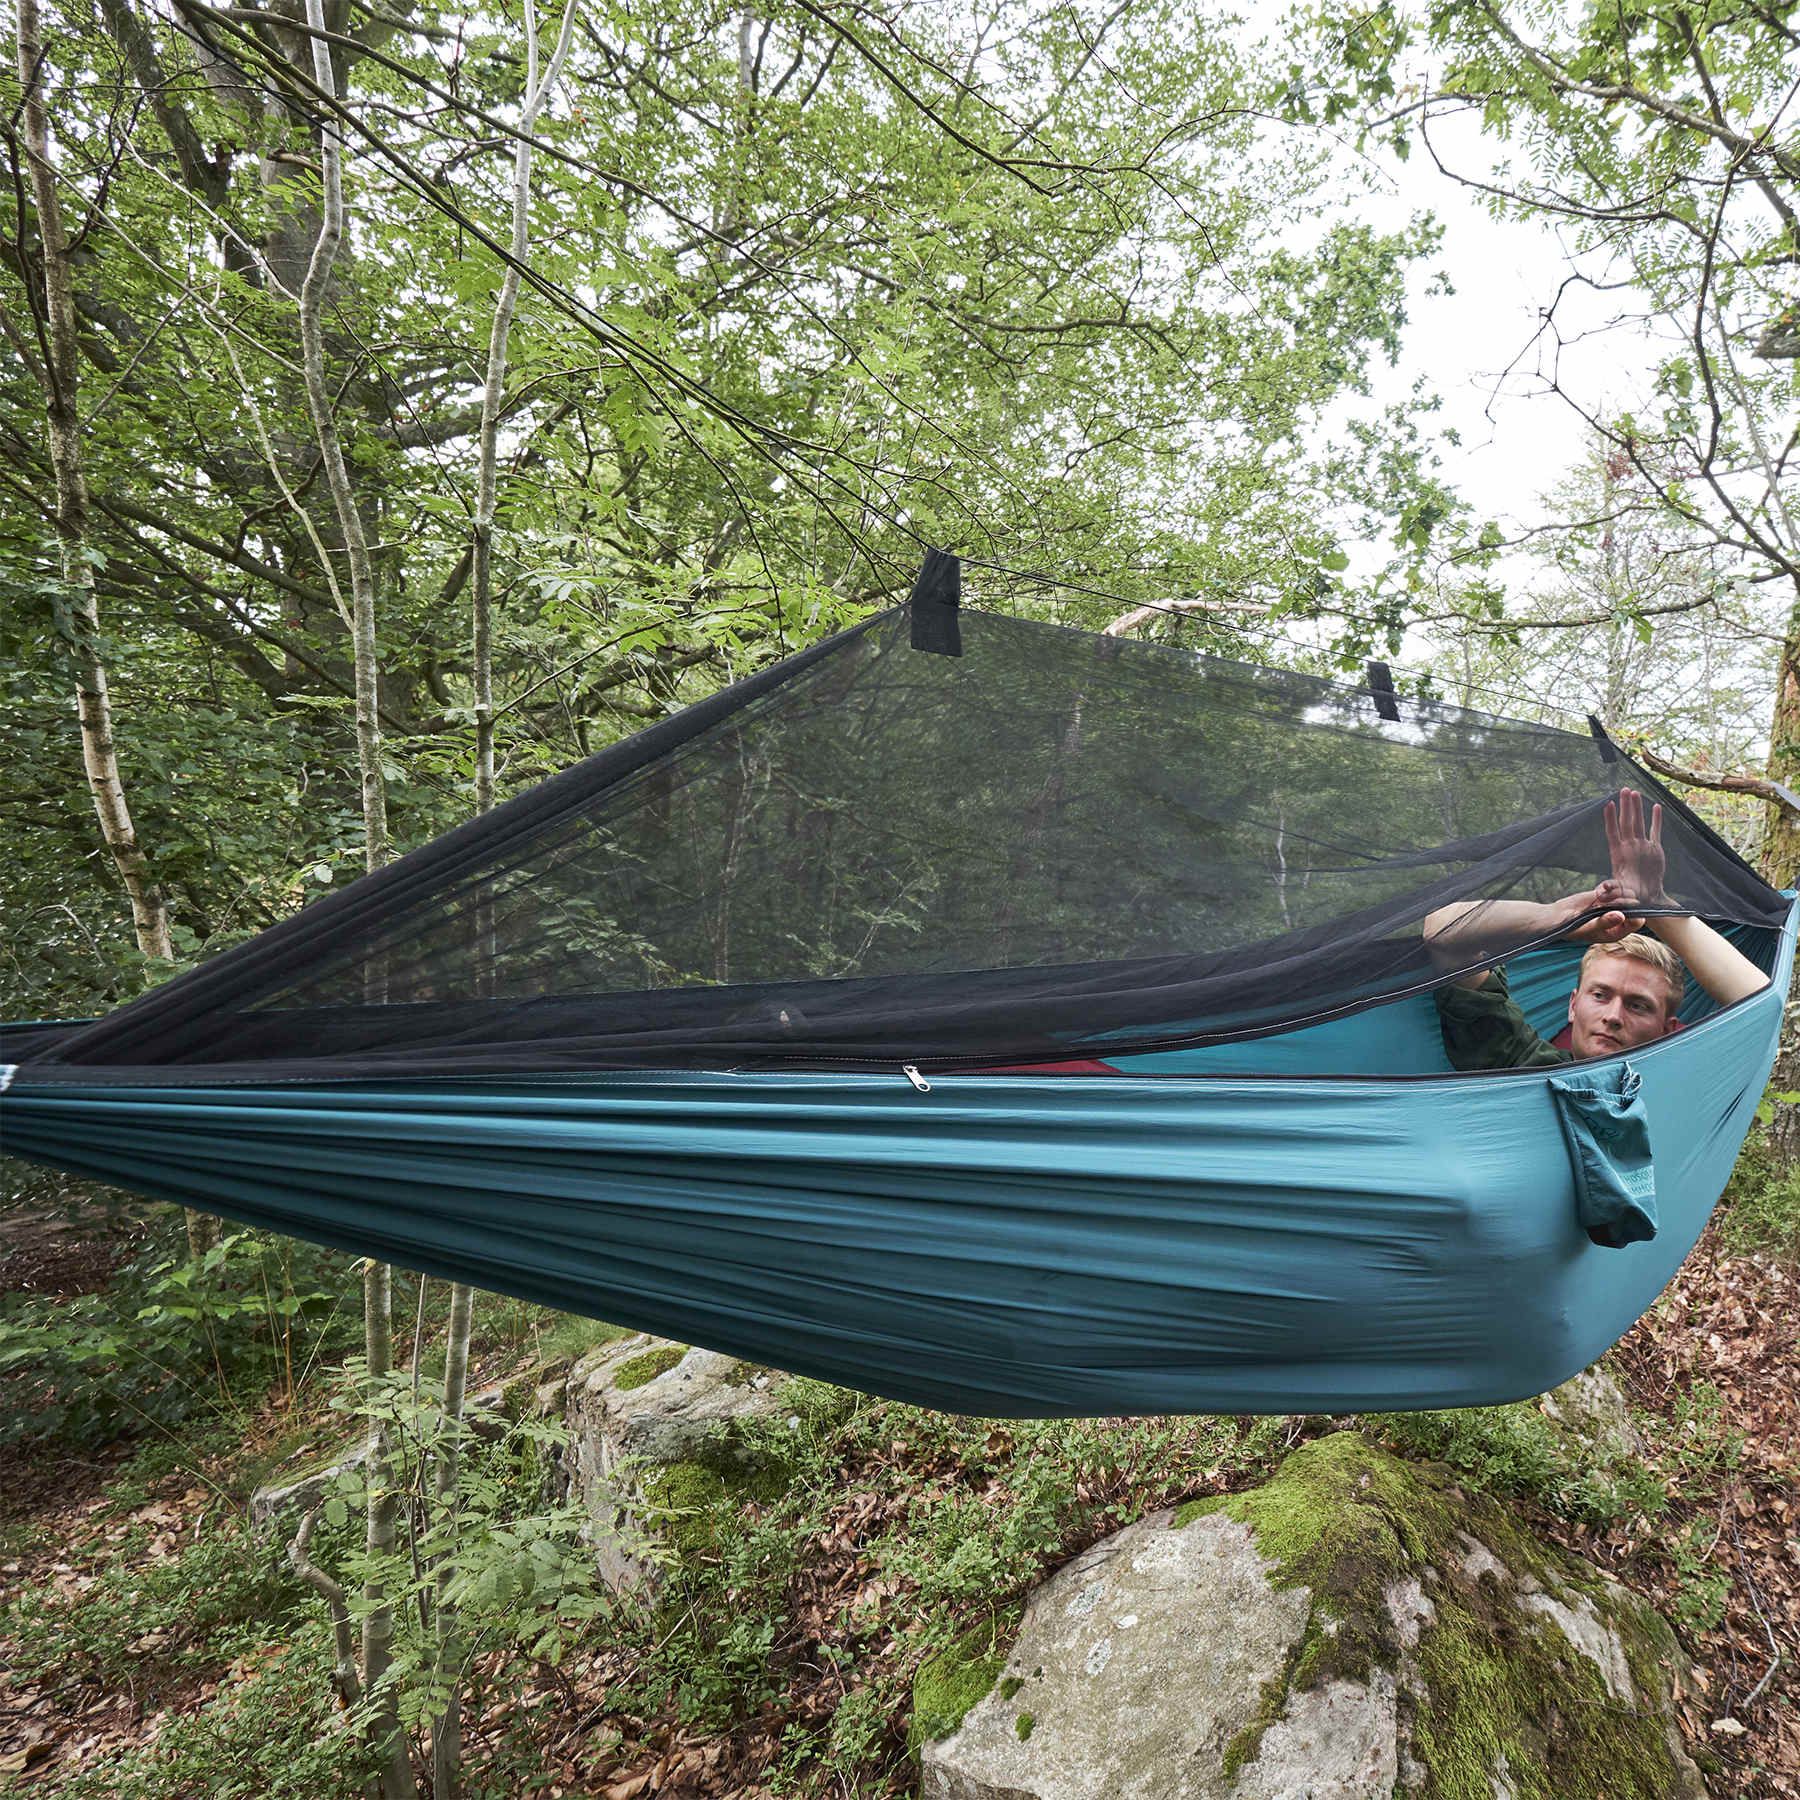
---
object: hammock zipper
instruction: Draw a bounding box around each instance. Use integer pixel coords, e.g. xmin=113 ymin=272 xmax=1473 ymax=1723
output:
xmin=902 ymin=1064 xmax=932 ymax=1092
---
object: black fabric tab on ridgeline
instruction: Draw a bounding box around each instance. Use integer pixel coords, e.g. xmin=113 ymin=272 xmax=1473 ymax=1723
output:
xmin=908 ymin=548 xmax=962 ymax=656
xmin=1589 ymin=715 xmax=1619 ymax=764
xmin=1366 ymin=662 xmax=1400 ymax=722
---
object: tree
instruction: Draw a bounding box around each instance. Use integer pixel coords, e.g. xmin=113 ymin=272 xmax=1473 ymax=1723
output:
xmin=1296 ymin=0 xmax=1798 ymax=859
xmin=8 ymin=0 xmax=172 ymax=963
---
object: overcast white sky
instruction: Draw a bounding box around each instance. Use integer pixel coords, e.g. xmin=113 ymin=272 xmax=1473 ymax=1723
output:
xmin=1348 ymin=111 xmax=1657 ymax=541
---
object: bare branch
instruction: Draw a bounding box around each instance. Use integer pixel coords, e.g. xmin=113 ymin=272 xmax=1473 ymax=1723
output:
xmin=1635 ymin=744 xmax=1800 ymax=818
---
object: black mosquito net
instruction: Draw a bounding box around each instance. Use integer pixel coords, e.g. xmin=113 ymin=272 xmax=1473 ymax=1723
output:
xmin=8 ymin=552 xmax=1788 ymax=1083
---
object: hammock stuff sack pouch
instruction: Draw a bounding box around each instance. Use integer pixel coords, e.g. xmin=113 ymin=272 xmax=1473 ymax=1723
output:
xmin=3 ymin=552 xmax=1793 ymax=1415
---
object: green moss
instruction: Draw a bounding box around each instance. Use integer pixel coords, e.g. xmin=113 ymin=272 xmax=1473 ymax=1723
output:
xmin=1408 ymin=1595 xmax=1689 ymax=1800
xmin=725 ymin=1359 xmax=774 ymax=1387
xmin=1221 ymin=1623 xmax=1316 ymax=1781
xmin=1171 ymin=1493 xmax=1229 ymax=1530
xmin=638 ymin=1460 xmax=730 ymax=1559
xmin=613 ymin=1345 xmax=686 ymax=1391
xmin=1014 ymin=1712 xmax=1035 ymax=1741
xmin=1176 ymin=1432 xmax=1696 ymax=1800
xmin=997 ymin=1675 xmax=1024 ymax=1701
xmin=908 ymin=1630 xmax=1007 ymax=1753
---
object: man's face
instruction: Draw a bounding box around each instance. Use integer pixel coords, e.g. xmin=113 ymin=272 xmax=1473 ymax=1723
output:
xmin=1567 ymin=955 xmax=1675 ymax=1058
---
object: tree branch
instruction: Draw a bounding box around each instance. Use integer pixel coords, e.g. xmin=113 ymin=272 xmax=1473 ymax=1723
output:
xmin=1635 ymin=744 xmax=1800 ymax=818
xmin=288 ymin=1507 xmax=361 ymax=1708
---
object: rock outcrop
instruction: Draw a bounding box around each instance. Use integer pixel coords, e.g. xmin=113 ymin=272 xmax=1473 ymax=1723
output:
xmin=562 ymin=1333 xmax=794 ymax=1587
xmin=918 ymin=1431 xmax=1704 ymax=1800
xmin=249 ymin=1364 xmax=548 ymax=1531
xmin=1537 ymin=1363 xmax=1645 ymax=1464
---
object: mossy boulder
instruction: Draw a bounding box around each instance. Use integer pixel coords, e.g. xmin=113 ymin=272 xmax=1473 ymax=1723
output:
xmin=561 ymin=1333 xmax=801 ymax=1587
xmin=921 ymin=1431 xmax=1704 ymax=1800
xmin=1535 ymin=1363 xmax=1644 ymax=1464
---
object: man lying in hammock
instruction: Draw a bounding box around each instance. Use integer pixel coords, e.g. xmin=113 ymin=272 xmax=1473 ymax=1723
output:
xmin=1423 ymin=788 xmax=1770 ymax=1071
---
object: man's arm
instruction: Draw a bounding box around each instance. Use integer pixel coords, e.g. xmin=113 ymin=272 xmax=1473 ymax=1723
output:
xmin=1605 ymin=789 xmax=1768 ymax=1008
xmin=1424 ymin=790 xmax=1771 ymax=1007
xmin=1423 ymin=884 xmax=1632 ymax=989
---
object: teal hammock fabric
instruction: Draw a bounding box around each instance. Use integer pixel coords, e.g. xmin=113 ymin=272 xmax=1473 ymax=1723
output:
xmin=3 ymin=919 xmax=1790 ymax=1417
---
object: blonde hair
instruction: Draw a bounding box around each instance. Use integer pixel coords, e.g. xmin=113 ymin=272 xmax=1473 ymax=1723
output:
xmin=1578 ymin=934 xmax=1685 ymax=1011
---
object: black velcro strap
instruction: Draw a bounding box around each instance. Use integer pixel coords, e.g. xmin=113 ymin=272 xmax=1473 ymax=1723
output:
xmin=908 ymin=548 xmax=962 ymax=656
xmin=1588 ymin=715 xmax=1618 ymax=764
xmin=1365 ymin=661 xmax=1400 ymax=722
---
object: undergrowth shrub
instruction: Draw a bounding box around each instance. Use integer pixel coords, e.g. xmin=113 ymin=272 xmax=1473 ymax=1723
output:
xmin=1719 ymin=1122 xmax=1800 ymax=1259
xmin=4 ymin=1517 xmax=305 ymax=1692
xmin=0 ymin=1227 xmax=356 ymax=1449
xmin=4 ymin=1621 xmax=379 ymax=1800
xmin=603 ymin=1388 xmax=1241 ymax=1786
xmin=1370 ymin=1377 xmax=1741 ymax=1529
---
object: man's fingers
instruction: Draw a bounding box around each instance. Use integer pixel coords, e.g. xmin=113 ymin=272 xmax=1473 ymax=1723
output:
xmin=1604 ymin=798 xmax=1620 ymax=859
xmin=1650 ymin=799 xmax=1663 ymax=846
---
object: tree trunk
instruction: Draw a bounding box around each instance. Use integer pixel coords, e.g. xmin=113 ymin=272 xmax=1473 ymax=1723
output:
xmin=1760 ymin=587 xmax=1800 ymax=1158
xmin=359 ymin=1258 xmax=415 ymax=1800
xmin=17 ymin=0 xmax=220 ymax=1256
xmin=434 ymin=14 xmax=578 ymax=1790
xmin=293 ymin=5 xmax=408 ymax=1791
xmin=429 ymin=1278 xmax=475 ymax=1800
xmin=296 ymin=0 xmax=387 ymax=876
xmin=15 ymin=0 xmax=174 ymax=962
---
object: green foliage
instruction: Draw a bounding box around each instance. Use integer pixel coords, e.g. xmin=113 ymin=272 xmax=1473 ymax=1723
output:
xmin=12 ymin=1623 xmax=379 ymax=1800
xmin=592 ymin=1388 xmax=1238 ymax=1788
xmin=301 ymin=1363 xmax=614 ymax=1744
xmin=4 ymin=1518 xmax=304 ymax=1693
xmin=0 ymin=1228 xmax=354 ymax=1449
xmin=1290 ymin=0 xmax=1799 ymax=811
xmin=1720 ymin=1116 xmax=1800 ymax=1258
xmin=1666 ymin=1517 xmax=1734 ymax=1634
xmin=1373 ymin=1376 xmax=1742 ymax=1540
xmin=0 ymin=0 xmax=1452 ymax=1026
xmin=1368 ymin=1401 xmax=1645 ymax=1524
xmin=528 ymin=1314 xmax=632 ymax=1366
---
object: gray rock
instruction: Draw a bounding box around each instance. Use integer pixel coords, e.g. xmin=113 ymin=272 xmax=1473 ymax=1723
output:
xmin=921 ymin=1509 xmax=1311 ymax=1800
xmin=250 ymin=1441 xmax=372 ymax=1532
xmin=920 ymin=1432 xmax=1705 ymax=1800
xmin=1537 ymin=1364 xmax=1645 ymax=1463
xmin=561 ymin=1333 xmax=793 ymax=1587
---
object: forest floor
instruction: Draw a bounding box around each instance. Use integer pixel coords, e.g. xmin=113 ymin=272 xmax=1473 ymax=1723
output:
xmin=0 ymin=1188 xmax=1795 ymax=1799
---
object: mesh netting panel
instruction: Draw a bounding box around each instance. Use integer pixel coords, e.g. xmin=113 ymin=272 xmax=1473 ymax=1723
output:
xmin=17 ymin=588 xmax=1786 ymax=1080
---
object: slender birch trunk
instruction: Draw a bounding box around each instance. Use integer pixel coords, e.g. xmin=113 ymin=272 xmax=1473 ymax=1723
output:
xmin=358 ymin=1259 xmax=413 ymax=1800
xmin=297 ymin=0 xmax=387 ymax=873
xmin=15 ymin=0 xmax=174 ymax=963
xmin=471 ymin=0 xmax=580 ymax=813
xmin=293 ymin=7 xmax=409 ymax=1793
xmin=430 ymin=1279 xmax=475 ymax=1800
xmin=15 ymin=0 xmax=221 ymax=1258
xmin=433 ymin=13 xmax=579 ymax=1793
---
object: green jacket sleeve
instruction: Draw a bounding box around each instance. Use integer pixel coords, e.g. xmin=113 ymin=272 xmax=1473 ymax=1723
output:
xmin=1433 ymin=968 xmax=1573 ymax=1072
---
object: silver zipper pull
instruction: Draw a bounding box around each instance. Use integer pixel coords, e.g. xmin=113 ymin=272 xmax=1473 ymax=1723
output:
xmin=902 ymin=1064 xmax=931 ymax=1093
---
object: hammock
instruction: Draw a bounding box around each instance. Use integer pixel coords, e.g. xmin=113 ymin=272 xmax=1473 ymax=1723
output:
xmin=3 ymin=553 xmax=1792 ymax=1415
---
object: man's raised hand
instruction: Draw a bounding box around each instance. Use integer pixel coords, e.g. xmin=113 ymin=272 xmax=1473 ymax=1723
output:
xmin=1604 ymin=788 xmax=1669 ymax=908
